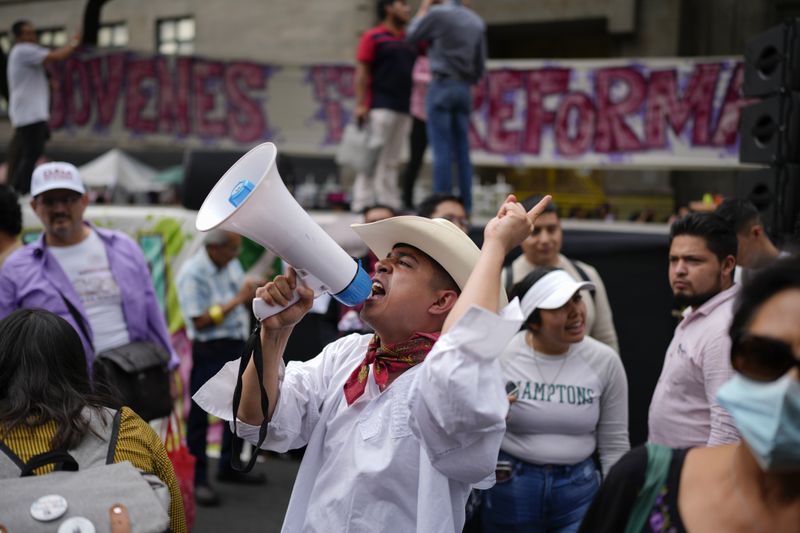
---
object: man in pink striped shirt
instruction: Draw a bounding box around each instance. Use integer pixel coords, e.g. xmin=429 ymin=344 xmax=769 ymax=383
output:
xmin=648 ymin=213 xmax=740 ymax=447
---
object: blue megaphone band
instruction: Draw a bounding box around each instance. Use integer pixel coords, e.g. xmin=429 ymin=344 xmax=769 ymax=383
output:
xmin=333 ymin=260 xmax=372 ymax=307
xmin=228 ymin=179 xmax=255 ymax=207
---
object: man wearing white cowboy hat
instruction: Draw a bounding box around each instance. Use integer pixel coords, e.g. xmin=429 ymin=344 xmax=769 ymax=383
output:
xmin=194 ymin=194 xmax=552 ymax=532
xmin=0 ymin=162 xmax=179 ymax=387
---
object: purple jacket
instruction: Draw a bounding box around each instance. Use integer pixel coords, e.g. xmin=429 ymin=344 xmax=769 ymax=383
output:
xmin=0 ymin=224 xmax=179 ymax=370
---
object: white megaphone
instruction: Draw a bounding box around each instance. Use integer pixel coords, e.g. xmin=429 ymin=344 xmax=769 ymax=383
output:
xmin=195 ymin=142 xmax=372 ymax=321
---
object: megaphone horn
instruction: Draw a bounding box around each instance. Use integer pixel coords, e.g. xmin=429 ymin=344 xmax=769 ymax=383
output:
xmin=195 ymin=142 xmax=371 ymax=320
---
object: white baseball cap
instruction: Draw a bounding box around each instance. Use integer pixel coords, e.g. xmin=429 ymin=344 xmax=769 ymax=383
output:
xmin=30 ymin=162 xmax=86 ymax=197
xmin=520 ymin=269 xmax=594 ymax=316
xmin=351 ymin=215 xmax=508 ymax=308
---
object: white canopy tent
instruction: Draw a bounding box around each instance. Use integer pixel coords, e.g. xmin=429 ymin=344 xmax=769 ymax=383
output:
xmin=78 ymin=149 xmax=166 ymax=192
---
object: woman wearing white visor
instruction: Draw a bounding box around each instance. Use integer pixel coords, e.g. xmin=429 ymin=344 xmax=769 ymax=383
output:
xmin=482 ymin=267 xmax=630 ymax=533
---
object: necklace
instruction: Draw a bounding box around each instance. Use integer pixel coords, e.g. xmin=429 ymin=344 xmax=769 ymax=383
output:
xmin=527 ymin=331 xmax=568 ymax=385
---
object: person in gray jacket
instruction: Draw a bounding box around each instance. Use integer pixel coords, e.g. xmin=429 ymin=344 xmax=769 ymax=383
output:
xmin=406 ymin=0 xmax=486 ymax=214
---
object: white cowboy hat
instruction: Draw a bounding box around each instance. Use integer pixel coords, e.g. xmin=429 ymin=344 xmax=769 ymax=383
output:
xmin=351 ymin=216 xmax=508 ymax=307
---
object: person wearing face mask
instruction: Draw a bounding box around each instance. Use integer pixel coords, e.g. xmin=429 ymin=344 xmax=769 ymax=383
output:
xmin=578 ymin=256 xmax=800 ymax=533
xmin=482 ymin=267 xmax=630 ymax=533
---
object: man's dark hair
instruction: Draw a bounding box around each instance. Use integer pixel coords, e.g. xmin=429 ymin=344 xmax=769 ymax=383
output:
xmin=376 ymin=0 xmax=394 ymax=21
xmin=508 ymin=266 xmax=560 ymax=327
xmin=669 ymin=212 xmax=737 ymax=263
xmin=521 ymin=195 xmax=559 ymax=216
xmin=0 ymin=309 xmax=113 ymax=450
xmin=0 ymin=185 xmax=21 ymax=237
xmin=729 ymin=256 xmax=800 ymax=355
xmin=416 ymin=194 xmax=464 ymax=218
xmin=11 ymin=20 xmax=30 ymax=38
xmin=715 ymin=198 xmax=761 ymax=234
xmin=362 ymin=204 xmax=397 ymax=217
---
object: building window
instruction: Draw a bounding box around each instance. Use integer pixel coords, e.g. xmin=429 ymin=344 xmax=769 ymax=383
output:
xmin=98 ymin=22 xmax=128 ymax=48
xmin=38 ymin=27 xmax=67 ymax=47
xmin=157 ymin=16 xmax=194 ymax=55
xmin=0 ymin=32 xmax=9 ymax=53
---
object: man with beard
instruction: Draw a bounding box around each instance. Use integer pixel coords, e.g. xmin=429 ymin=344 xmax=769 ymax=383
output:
xmin=194 ymin=195 xmax=552 ymax=532
xmin=648 ymin=213 xmax=740 ymax=447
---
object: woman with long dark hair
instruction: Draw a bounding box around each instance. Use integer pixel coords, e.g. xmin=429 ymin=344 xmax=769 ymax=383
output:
xmin=0 ymin=308 xmax=186 ymax=532
xmin=482 ymin=267 xmax=630 ymax=532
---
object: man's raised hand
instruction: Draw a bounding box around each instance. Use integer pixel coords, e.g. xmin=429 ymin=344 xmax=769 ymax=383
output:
xmin=484 ymin=194 xmax=552 ymax=254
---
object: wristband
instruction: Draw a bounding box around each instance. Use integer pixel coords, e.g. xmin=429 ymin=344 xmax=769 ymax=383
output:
xmin=209 ymin=304 xmax=224 ymax=325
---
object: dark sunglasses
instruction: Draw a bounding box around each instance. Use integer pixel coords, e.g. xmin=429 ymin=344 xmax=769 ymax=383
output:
xmin=37 ymin=193 xmax=82 ymax=207
xmin=731 ymin=333 xmax=800 ymax=382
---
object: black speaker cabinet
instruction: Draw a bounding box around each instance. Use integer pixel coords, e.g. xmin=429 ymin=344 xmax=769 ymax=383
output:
xmin=181 ymin=149 xmax=247 ymax=211
xmin=737 ymin=165 xmax=800 ymax=236
xmin=739 ymin=93 xmax=800 ymax=165
xmin=744 ymin=20 xmax=800 ymax=98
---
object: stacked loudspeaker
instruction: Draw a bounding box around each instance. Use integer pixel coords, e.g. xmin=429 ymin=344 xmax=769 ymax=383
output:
xmin=739 ymin=20 xmax=800 ymax=238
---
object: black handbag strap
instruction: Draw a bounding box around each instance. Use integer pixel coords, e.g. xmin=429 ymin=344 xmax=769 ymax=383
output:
xmin=0 ymin=438 xmax=25 ymax=469
xmin=568 ymin=258 xmax=597 ymax=299
xmin=106 ymin=409 xmax=123 ymax=464
xmin=20 ymin=450 xmax=79 ymax=477
xmin=230 ymin=325 xmax=270 ymax=473
xmin=59 ymin=292 xmax=95 ymax=352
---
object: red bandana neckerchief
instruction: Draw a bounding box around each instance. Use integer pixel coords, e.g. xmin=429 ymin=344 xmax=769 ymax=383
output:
xmin=343 ymin=331 xmax=440 ymax=406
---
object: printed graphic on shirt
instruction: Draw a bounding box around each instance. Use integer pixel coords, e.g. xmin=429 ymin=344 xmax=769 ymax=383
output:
xmin=49 ymin=231 xmax=130 ymax=351
xmin=72 ymin=265 xmax=123 ymax=307
xmin=513 ymin=380 xmax=595 ymax=405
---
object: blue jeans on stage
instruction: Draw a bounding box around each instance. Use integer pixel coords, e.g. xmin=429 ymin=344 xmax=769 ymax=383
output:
xmin=426 ymin=77 xmax=473 ymax=213
xmin=481 ymin=451 xmax=600 ymax=533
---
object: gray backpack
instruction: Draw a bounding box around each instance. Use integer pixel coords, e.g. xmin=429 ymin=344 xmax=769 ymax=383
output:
xmin=0 ymin=408 xmax=171 ymax=533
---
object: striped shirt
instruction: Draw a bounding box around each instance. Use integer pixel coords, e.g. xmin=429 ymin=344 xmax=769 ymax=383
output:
xmin=1 ymin=407 xmax=186 ymax=533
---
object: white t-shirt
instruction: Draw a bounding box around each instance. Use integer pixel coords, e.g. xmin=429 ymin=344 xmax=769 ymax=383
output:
xmin=7 ymin=42 xmax=50 ymax=127
xmin=49 ymin=231 xmax=131 ymax=352
xmin=500 ymin=332 xmax=629 ymax=476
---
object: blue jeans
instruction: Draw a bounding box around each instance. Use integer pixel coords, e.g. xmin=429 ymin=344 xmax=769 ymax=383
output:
xmin=426 ymin=78 xmax=473 ymax=213
xmin=481 ymin=452 xmax=600 ymax=533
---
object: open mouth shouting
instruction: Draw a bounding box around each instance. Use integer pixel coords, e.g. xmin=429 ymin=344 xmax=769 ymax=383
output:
xmin=369 ymin=279 xmax=386 ymax=300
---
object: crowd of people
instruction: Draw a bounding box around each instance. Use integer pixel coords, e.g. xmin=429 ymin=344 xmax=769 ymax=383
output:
xmin=2 ymin=2 xmax=799 ymax=533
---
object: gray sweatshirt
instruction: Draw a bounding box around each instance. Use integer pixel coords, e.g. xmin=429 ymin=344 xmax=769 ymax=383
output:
xmin=501 ymin=332 xmax=630 ymax=476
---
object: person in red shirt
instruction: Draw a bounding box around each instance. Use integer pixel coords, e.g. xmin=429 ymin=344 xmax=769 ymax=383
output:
xmin=352 ymin=0 xmax=417 ymax=213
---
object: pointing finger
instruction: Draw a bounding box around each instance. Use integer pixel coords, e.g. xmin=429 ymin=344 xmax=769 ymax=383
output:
xmin=526 ymin=195 xmax=552 ymax=223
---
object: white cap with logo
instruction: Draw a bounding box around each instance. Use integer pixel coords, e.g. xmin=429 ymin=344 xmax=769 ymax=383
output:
xmin=30 ymin=162 xmax=85 ymax=197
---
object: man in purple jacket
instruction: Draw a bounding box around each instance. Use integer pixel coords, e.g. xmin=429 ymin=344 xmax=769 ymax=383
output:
xmin=0 ymin=162 xmax=179 ymax=386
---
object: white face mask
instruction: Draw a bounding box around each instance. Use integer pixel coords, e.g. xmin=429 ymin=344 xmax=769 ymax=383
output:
xmin=717 ymin=373 xmax=800 ymax=471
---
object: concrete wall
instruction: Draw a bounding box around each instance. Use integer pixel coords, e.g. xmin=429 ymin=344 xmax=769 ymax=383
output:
xmin=0 ymin=0 xmax=371 ymax=63
xmin=470 ymin=0 xmax=636 ymax=33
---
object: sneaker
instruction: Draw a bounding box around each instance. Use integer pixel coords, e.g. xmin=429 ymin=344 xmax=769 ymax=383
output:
xmin=195 ymin=484 xmax=220 ymax=507
xmin=216 ymin=469 xmax=267 ymax=485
